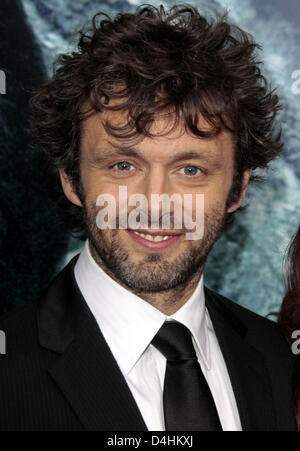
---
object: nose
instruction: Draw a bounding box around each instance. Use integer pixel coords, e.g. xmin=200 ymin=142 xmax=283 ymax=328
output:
xmin=141 ymin=166 xmax=178 ymax=229
xmin=143 ymin=166 xmax=168 ymax=200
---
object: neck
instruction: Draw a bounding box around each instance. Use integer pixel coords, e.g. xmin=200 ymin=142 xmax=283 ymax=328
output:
xmin=138 ymin=272 xmax=202 ymax=315
xmin=89 ymin=244 xmax=203 ymax=316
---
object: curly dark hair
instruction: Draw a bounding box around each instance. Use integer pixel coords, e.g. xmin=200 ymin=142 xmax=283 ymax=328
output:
xmin=279 ymin=225 xmax=300 ymax=430
xmin=29 ymin=3 xmax=283 ymax=240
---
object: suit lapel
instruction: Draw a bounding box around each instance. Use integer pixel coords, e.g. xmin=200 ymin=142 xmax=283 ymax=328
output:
xmin=37 ymin=256 xmax=147 ymax=431
xmin=205 ymin=288 xmax=278 ymax=431
xmin=38 ymin=255 xmax=278 ymax=431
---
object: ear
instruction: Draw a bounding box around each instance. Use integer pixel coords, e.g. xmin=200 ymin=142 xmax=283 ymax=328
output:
xmin=59 ymin=168 xmax=82 ymax=207
xmin=227 ymin=169 xmax=252 ymax=214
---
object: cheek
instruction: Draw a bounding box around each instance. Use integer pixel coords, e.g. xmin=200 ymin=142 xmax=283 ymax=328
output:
xmin=208 ymin=167 xmax=234 ymax=203
xmin=199 ymin=184 xmax=231 ymax=216
xmin=84 ymin=175 xmax=120 ymax=205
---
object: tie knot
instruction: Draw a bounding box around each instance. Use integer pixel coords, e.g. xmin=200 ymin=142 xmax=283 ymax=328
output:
xmin=152 ymin=321 xmax=197 ymax=361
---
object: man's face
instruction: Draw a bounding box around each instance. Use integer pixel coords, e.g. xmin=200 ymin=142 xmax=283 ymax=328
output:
xmin=61 ymin=110 xmax=250 ymax=293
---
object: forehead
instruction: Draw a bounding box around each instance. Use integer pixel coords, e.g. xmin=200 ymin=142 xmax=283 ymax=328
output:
xmin=81 ymin=107 xmax=233 ymax=161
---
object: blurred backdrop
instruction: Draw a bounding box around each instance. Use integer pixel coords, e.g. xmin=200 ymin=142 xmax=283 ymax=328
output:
xmin=0 ymin=0 xmax=300 ymax=317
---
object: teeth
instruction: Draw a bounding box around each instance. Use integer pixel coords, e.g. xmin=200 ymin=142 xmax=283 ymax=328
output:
xmin=133 ymin=231 xmax=171 ymax=242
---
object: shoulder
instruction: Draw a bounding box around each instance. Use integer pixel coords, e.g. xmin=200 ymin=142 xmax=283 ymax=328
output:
xmin=0 ymin=299 xmax=39 ymax=354
xmin=205 ymin=287 xmax=295 ymax=364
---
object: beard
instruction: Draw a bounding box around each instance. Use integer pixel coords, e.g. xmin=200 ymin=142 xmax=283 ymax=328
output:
xmin=82 ymin=201 xmax=226 ymax=294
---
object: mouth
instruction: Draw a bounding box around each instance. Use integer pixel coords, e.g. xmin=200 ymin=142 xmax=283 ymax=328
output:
xmin=126 ymin=228 xmax=184 ymax=250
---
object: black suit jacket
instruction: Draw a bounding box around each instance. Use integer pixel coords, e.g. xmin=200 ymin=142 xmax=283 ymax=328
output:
xmin=0 ymin=256 xmax=297 ymax=431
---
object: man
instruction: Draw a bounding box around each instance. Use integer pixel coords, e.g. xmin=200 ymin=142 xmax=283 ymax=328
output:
xmin=0 ymin=4 xmax=297 ymax=431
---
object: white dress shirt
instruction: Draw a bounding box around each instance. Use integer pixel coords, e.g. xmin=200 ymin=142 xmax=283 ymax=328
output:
xmin=74 ymin=240 xmax=242 ymax=431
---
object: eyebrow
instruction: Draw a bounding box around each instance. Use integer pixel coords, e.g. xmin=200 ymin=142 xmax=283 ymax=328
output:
xmin=93 ymin=147 xmax=142 ymax=162
xmin=168 ymin=151 xmax=214 ymax=164
xmin=91 ymin=146 xmax=216 ymax=165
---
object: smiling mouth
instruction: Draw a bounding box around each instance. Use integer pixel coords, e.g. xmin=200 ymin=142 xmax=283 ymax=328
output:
xmin=126 ymin=228 xmax=184 ymax=249
xmin=127 ymin=228 xmax=183 ymax=241
xmin=131 ymin=231 xmax=172 ymax=242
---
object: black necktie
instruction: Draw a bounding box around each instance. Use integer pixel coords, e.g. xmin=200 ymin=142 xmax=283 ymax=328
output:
xmin=152 ymin=321 xmax=222 ymax=431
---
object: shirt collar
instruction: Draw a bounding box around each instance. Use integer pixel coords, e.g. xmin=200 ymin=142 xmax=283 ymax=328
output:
xmin=74 ymin=240 xmax=211 ymax=375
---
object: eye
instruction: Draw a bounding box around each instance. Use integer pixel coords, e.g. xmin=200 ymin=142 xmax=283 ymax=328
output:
xmin=113 ymin=161 xmax=135 ymax=172
xmin=179 ymin=166 xmax=202 ymax=176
